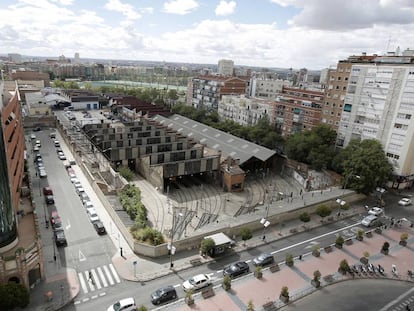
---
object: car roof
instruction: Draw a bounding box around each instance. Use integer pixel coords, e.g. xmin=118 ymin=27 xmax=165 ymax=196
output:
xmin=191 ymin=274 xmax=208 ymax=282
xmin=118 ymin=298 xmax=135 ymax=305
xmin=364 ymin=215 xmax=377 ymax=220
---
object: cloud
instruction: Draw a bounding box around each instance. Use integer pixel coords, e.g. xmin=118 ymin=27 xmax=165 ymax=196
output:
xmin=215 ymin=1 xmax=236 ymax=16
xmin=271 ymin=0 xmax=414 ymax=30
xmin=104 ymin=0 xmax=141 ymax=21
xmin=163 ymin=0 xmax=199 ymax=15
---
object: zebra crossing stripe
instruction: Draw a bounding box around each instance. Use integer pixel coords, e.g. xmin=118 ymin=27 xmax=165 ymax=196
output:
xmin=109 ymin=264 xmax=121 ymax=283
xmin=91 ymin=269 xmax=102 ymax=290
xmin=97 ymin=267 xmax=108 ymax=287
xmin=84 ymin=271 xmax=95 ymax=291
xmin=78 ymin=272 xmax=88 ymax=294
xmin=103 ymin=265 xmax=115 ymax=285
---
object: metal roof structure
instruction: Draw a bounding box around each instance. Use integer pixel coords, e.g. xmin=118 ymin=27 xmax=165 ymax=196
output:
xmin=152 ymin=114 xmax=276 ymax=165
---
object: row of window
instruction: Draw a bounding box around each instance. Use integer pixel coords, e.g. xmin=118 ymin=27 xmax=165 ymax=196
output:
xmin=396 ymin=113 xmax=412 ymax=120
xmin=386 ymin=152 xmax=400 ymax=160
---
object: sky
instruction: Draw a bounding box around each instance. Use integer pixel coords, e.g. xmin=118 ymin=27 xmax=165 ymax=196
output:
xmin=1 ymin=0 xmax=414 ymax=69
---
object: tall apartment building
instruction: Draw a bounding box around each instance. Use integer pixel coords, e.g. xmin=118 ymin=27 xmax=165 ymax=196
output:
xmin=0 ymin=79 xmax=43 ymax=287
xmin=336 ymin=52 xmax=414 ymax=188
xmin=217 ymin=59 xmax=234 ymax=76
xmin=322 ymin=54 xmax=377 ymax=130
xmin=188 ymin=75 xmax=248 ymax=111
xmin=274 ymin=86 xmax=324 ymax=136
xmin=218 ymin=95 xmax=275 ymax=126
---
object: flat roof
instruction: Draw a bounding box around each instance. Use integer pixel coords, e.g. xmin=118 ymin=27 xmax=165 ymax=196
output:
xmin=152 ymin=114 xmax=276 ymax=165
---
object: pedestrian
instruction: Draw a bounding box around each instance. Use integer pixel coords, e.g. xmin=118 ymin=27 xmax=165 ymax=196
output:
xmin=35 ymin=171 xmax=37 ymax=177
xmin=300 ymin=189 xmax=303 ymax=195
xmin=312 ymin=192 xmax=314 ymax=197
xmin=88 ymin=271 xmax=92 ymax=281
xmin=406 ymin=305 xmax=410 ymax=311
xmin=290 ymin=192 xmax=293 ymax=198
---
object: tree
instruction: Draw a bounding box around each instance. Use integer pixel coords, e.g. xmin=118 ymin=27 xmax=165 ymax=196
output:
xmin=316 ymin=204 xmax=332 ymax=218
xmin=240 ymin=227 xmax=252 ymax=243
xmin=285 ymin=124 xmax=337 ymax=170
xmin=200 ymin=238 xmax=215 ymax=256
xmin=0 ymin=283 xmax=30 ymax=309
xmin=340 ymin=139 xmax=393 ymax=194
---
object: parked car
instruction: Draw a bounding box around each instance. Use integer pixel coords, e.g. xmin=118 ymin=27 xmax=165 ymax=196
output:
xmin=223 ymin=261 xmax=250 ymax=278
xmin=33 ymin=126 xmax=41 ymax=132
xmin=50 ymin=132 xmax=56 ymax=139
xmin=87 ymin=208 xmax=100 ymax=222
xmin=151 ymin=285 xmax=177 ymax=305
xmin=368 ymin=207 xmax=383 ymax=216
xmin=182 ymin=273 xmax=211 ymax=292
xmin=58 ymin=152 xmax=67 ymax=160
xmin=93 ymin=221 xmax=106 ymax=235
xmin=35 ymin=140 xmax=41 ymax=147
xmin=39 ymin=169 xmax=47 ymax=178
xmin=361 ymin=215 xmax=378 ymax=227
xmin=253 ymin=253 xmax=275 ymax=267
xmin=74 ymin=181 xmax=82 ymax=188
xmin=56 ymin=147 xmax=63 ymax=154
xmin=43 ymin=186 xmax=53 ymax=195
xmin=54 ymin=140 xmax=60 ymax=147
xmin=107 ymin=298 xmax=136 ymax=311
xmin=33 ymin=146 xmax=40 ymax=152
xmin=84 ymin=201 xmax=94 ymax=209
xmin=54 ymin=230 xmax=67 ymax=247
xmin=45 ymin=195 xmax=55 ymax=205
xmin=76 ymin=187 xmax=85 ymax=195
xmin=30 ymin=133 xmax=36 ymax=139
xmin=79 ymin=193 xmax=90 ymax=204
xmin=398 ymin=198 xmax=412 ymax=206
xmin=50 ymin=211 xmax=63 ymax=231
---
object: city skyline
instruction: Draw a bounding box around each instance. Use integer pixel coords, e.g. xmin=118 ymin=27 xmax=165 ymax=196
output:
xmin=1 ymin=0 xmax=414 ymax=69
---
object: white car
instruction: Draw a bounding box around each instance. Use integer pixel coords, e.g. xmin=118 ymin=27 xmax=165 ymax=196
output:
xmin=84 ymin=201 xmax=94 ymax=209
xmin=361 ymin=215 xmax=378 ymax=227
xmin=107 ymin=297 xmax=136 ymax=311
xmin=74 ymin=181 xmax=82 ymax=188
xmin=58 ymin=152 xmax=67 ymax=160
xmin=368 ymin=207 xmax=383 ymax=216
xmin=87 ymin=208 xmax=100 ymax=222
xmin=39 ymin=169 xmax=47 ymax=178
xmin=30 ymin=134 xmax=36 ymax=140
xmin=182 ymin=274 xmax=211 ymax=292
xmin=398 ymin=198 xmax=412 ymax=206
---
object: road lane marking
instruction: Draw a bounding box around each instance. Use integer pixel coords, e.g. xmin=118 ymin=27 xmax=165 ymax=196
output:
xmin=84 ymin=271 xmax=95 ymax=291
xmin=79 ymin=249 xmax=86 ymax=262
xmin=270 ymin=222 xmax=362 ymax=255
xmin=78 ymin=272 xmax=88 ymax=294
xmin=91 ymin=269 xmax=101 ymax=290
xmin=109 ymin=263 xmax=121 ymax=283
xmin=97 ymin=267 xmax=108 ymax=287
xmin=103 ymin=265 xmax=114 ymax=285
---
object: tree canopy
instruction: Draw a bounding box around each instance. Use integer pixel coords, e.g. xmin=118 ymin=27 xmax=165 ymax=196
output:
xmin=285 ymin=124 xmax=337 ymax=170
xmin=339 ymin=139 xmax=393 ymax=194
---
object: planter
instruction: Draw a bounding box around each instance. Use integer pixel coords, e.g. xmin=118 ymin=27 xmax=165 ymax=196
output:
xmin=279 ymin=295 xmax=289 ymax=303
xmin=381 ymin=249 xmax=389 ymax=255
xmin=335 ymin=244 xmax=343 ymax=249
xmin=254 ymin=271 xmax=263 ymax=279
xmin=269 ymin=264 xmax=280 ymax=273
xmin=345 ymin=239 xmax=353 ymax=245
xmin=375 ymin=228 xmax=382 ymax=234
xmin=324 ymin=246 xmax=333 ymax=253
xmin=185 ymin=297 xmax=194 ymax=306
xmin=356 ymin=236 xmax=363 ymax=242
xmin=222 ymin=283 xmax=231 ymax=291
xmin=311 ymin=280 xmax=321 ymax=288
xmin=399 ymin=240 xmax=407 ymax=246
xmin=312 ymin=250 xmax=320 ymax=257
xmin=365 ymin=232 xmax=373 ymax=238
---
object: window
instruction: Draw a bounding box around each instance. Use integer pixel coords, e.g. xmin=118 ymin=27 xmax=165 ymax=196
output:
xmin=146 ymin=146 xmax=152 ymax=154
xmin=344 ymin=104 xmax=352 ymax=112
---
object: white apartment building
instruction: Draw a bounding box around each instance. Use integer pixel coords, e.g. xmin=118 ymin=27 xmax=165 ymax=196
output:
xmin=218 ymin=95 xmax=274 ymax=126
xmin=218 ymin=59 xmax=234 ymax=76
xmin=250 ymin=78 xmax=292 ymax=99
xmin=337 ymin=61 xmax=414 ymax=187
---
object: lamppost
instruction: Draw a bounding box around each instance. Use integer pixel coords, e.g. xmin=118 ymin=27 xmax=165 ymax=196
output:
xmin=260 ymin=204 xmax=270 ymax=241
xmin=342 ymin=172 xmax=361 ymax=195
xmin=168 ymin=209 xmax=183 ymax=269
xmin=336 ymin=198 xmax=346 ymax=217
xmin=376 ymin=187 xmax=386 ymax=214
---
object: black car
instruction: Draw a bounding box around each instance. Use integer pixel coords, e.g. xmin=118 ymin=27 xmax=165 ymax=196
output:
xmin=223 ymin=261 xmax=250 ymax=278
xmin=45 ymin=195 xmax=55 ymax=205
xmin=93 ymin=221 xmax=106 ymax=235
xmin=253 ymin=253 xmax=275 ymax=266
xmin=54 ymin=230 xmax=67 ymax=247
xmin=151 ymin=286 xmax=177 ymax=305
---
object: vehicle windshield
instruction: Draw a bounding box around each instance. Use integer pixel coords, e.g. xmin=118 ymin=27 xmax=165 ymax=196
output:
xmin=112 ymin=302 xmax=121 ymax=311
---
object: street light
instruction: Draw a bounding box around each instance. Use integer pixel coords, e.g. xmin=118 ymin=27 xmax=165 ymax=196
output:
xmin=168 ymin=210 xmax=183 ymax=269
xmin=336 ymin=198 xmax=346 ymax=217
xmin=260 ymin=204 xmax=270 ymax=241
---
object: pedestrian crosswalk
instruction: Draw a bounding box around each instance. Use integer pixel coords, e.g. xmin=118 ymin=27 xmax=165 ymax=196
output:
xmin=78 ymin=264 xmax=121 ymax=294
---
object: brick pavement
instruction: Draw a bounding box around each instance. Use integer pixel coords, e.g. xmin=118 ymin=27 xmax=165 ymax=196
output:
xmin=158 ymin=225 xmax=414 ymax=311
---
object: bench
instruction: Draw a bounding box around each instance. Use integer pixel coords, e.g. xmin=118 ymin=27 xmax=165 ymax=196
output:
xmin=201 ymin=287 xmax=215 ymax=299
xmin=269 ymin=264 xmax=280 ymax=273
xmin=262 ymin=301 xmax=275 ymax=310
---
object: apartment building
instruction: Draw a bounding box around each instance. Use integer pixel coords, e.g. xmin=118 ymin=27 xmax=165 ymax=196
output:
xmin=0 ymin=79 xmax=43 ymax=287
xmin=188 ymin=75 xmax=248 ymax=110
xmin=322 ymin=54 xmax=377 ymax=130
xmin=217 ymin=59 xmax=234 ymax=76
xmin=60 ymin=89 xmax=100 ymax=110
xmin=274 ymin=86 xmax=324 ymax=136
xmin=250 ymin=78 xmax=292 ymax=99
xmin=337 ymin=53 xmax=414 ymax=188
xmin=218 ymin=95 xmax=274 ymax=126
